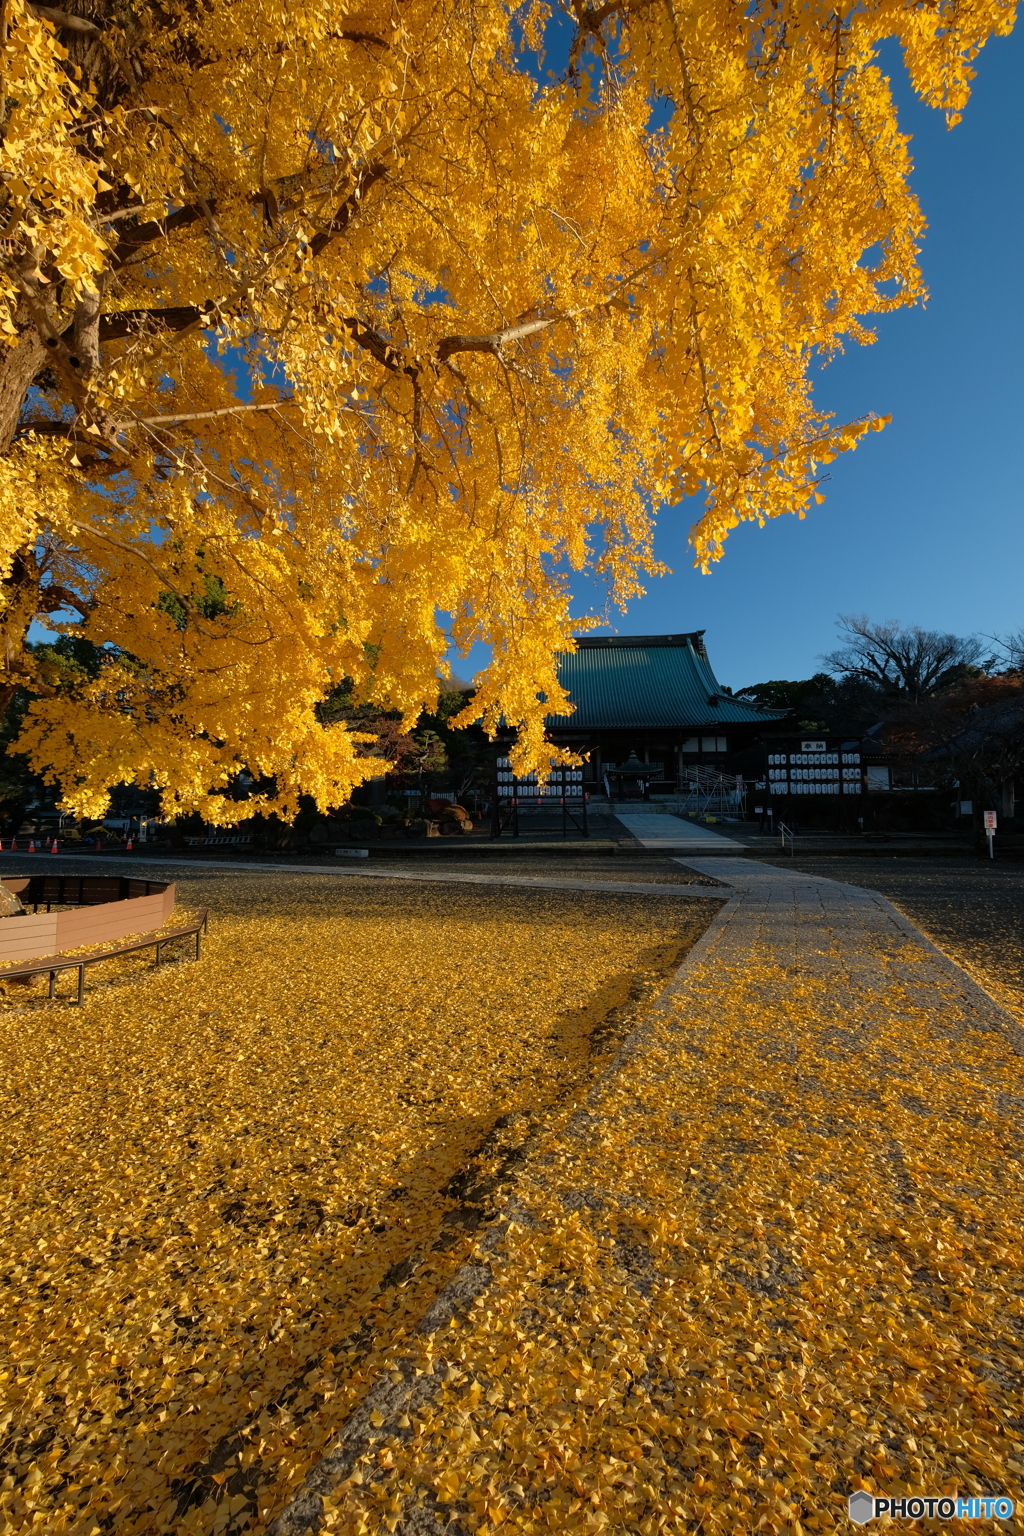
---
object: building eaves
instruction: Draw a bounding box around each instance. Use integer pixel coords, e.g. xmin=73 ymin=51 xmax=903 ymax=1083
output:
xmin=546 ymin=634 xmax=786 ymax=731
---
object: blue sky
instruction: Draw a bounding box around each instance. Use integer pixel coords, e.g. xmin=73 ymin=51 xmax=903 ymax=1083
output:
xmin=565 ymin=25 xmax=1023 ymax=693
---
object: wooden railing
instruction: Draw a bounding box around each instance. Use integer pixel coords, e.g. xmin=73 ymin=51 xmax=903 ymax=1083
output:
xmin=0 ymin=879 xmax=176 ymax=967
xmin=0 ymin=909 xmax=208 ymax=1005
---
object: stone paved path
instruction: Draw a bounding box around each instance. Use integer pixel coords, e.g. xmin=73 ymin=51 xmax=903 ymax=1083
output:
xmin=612 ymin=810 xmax=746 ymax=849
xmin=675 ymin=856 xmax=1024 ymax=1056
xmin=270 ymin=855 xmax=1024 ymax=1534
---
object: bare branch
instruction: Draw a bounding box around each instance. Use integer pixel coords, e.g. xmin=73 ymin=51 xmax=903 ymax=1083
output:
xmin=95 ymin=202 xmax=166 ymax=226
xmin=138 ymin=399 xmax=295 ymax=427
xmin=65 ymin=524 xmax=222 ymax=637
xmin=20 ymin=398 xmax=294 ymax=440
xmin=823 ymin=615 xmax=990 ymax=702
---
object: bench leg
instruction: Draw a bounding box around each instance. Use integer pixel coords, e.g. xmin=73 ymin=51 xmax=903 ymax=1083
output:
xmin=156 ymin=941 xmax=163 ymax=965
xmin=195 ymin=929 xmax=202 ymax=960
xmin=76 ymin=965 xmax=84 ymax=1005
xmin=48 ymin=970 xmax=55 ymax=999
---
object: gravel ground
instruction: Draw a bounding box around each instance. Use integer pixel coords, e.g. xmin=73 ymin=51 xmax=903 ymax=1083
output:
xmin=0 ymin=849 xmax=724 ymax=888
xmin=750 ymin=853 xmax=1024 ymax=1023
xmin=0 ymin=869 xmax=717 ymax=1533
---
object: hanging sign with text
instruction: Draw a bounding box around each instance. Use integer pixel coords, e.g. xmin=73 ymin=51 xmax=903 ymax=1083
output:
xmin=766 ymin=750 xmax=862 ymax=797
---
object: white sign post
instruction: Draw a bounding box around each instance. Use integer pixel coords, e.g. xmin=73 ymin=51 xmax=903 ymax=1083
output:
xmin=984 ymin=809 xmax=997 ymax=859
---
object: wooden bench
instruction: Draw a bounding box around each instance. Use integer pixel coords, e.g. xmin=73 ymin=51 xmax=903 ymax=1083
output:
xmin=0 ymin=909 xmax=208 ymax=1004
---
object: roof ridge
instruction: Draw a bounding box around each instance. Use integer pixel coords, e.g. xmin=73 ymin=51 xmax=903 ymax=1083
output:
xmin=571 ymin=632 xmax=705 ymax=650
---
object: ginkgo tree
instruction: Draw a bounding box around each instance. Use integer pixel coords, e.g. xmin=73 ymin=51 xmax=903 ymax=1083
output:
xmin=0 ymin=0 xmax=1014 ymax=820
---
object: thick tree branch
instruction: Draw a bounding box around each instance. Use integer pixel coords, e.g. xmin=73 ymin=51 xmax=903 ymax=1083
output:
xmin=94 ymin=302 xmax=416 ymax=388
xmin=566 ymin=0 xmax=639 ymax=70
xmin=307 ymin=162 xmax=387 ymax=257
xmin=71 ymin=275 xmax=104 ymax=378
xmin=16 ymin=421 xmax=84 ymax=438
xmin=342 ymin=317 xmax=415 ymax=376
xmin=92 ymin=301 xmax=419 ymax=398
xmin=28 ymin=3 xmax=102 ymax=33
xmin=340 ymin=308 xmax=579 ymax=381
xmin=437 ymin=314 xmax=566 ymax=361
xmin=89 ymin=299 xmax=584 ymax=392
xmin=37 ymin=582 xmax=88 ymax=613
xmin=95 ymin=304 xmax=216 ymax=343
xmin=110 ymin=162 xmax=386 ymax=268
xmin=110 ymin=205 xmax=215 ymax=267
xmin=337 ymin=29 xmax=388 ymax=46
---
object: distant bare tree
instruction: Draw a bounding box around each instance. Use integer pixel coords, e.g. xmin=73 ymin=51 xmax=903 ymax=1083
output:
xmin=822 ymin=615 xmax=992 ymax=703
xmin=894 ymin=682 xmax=1024 ymax=822
xmin=991 ymin=629 xmax=1024 ymax=673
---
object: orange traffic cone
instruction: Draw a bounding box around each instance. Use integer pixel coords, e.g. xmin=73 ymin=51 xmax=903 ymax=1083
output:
xmin=51 ymin=838 xmax=59 ymax=853
xmin=126 ymin=837 xmax=133 ymax=851
xmin=28 ymin=839 xmax=36 ymax=852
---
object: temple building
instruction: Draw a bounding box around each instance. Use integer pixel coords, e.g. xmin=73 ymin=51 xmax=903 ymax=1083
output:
xmin=544 ymin=632 xmax=783 ymax=792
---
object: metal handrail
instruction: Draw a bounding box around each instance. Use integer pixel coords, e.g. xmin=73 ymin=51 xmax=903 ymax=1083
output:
xmin=778 ymin=821 xmax=796 ymax=855
xmin=184 ymin=835 xmax=252 ymax=847
xmin=675 ymin=766 xmax=744 ymax=818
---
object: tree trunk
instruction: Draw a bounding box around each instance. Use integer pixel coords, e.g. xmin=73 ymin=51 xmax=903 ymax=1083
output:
xmin=0 ymin=308 xmax=48 ymax=452
xmin=72 ymin=277 xmax=105 ymax=378
xmin=0 ymin=552 xmax=43 ymax=721
xmin=0 ymin=681 xmax=20 ymax=721
xmin=999 ymin=778 xmax=1016 ymax=821
xmin=0 ymin=299 xmax=52 ymax=720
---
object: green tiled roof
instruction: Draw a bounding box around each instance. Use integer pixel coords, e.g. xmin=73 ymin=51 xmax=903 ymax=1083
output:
xmin=546 ymin=633 xmax=782 ymax=730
